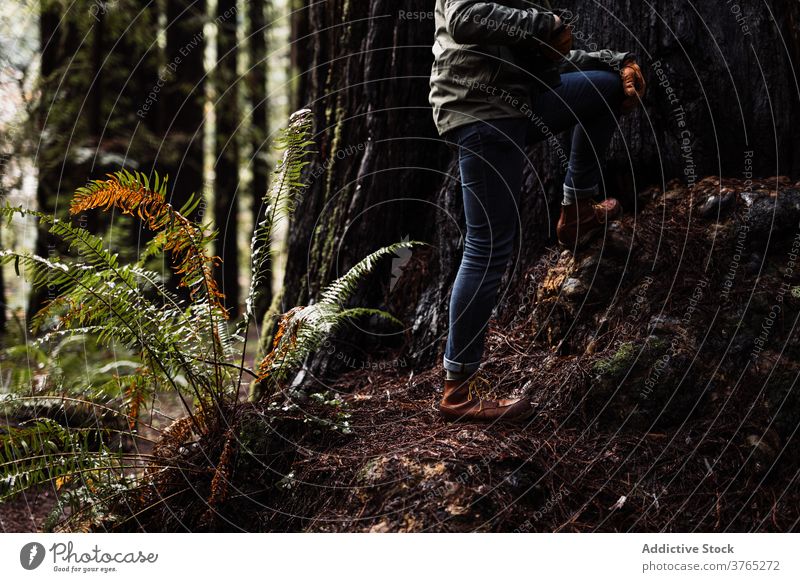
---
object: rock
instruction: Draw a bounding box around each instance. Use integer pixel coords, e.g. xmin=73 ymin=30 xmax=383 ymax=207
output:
xmin=648 ymin=315 xmax=688 ymax=335
xmin=746 ymin=189 xmax=800 ymax=240
xmin=604 ymin=221 xmax=631 ymax=254
xmin=561 ymin=277 xmax=588 ymax=300
xmin=739 ymin=191 xmax=759 ymax=206
xmin=575 ymin=254 xmax=600 ymax=279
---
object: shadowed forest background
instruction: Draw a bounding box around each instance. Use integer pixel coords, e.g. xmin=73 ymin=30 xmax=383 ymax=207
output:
xmin=1 ymin=0 xmax=800 ymax=532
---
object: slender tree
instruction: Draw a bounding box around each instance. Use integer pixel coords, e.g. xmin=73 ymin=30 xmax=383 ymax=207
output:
xmin=29 ymin=1 xmax=83 ymax=322
xmin=213 ymin=0 xmax=241 ymax=318
xmin=162 ymin=0 xmax=207 ymax=303
xmin=248 ymin=0 xmax=272 ymax=321
xmin=0 ymin=153 xmax=7 ymax=337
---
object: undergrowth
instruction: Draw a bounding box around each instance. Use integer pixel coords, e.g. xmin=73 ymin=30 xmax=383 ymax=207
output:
xmin=0 ymin=108 xmax=419 ymax=531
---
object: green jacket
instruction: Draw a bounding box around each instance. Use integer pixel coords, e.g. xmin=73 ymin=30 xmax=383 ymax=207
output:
xmin=429 ymin=0 xmax=633 ymax=136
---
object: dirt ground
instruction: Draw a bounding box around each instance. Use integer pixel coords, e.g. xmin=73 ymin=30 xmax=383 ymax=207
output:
xmin=0 ymin=486 xmax=57 ymax=532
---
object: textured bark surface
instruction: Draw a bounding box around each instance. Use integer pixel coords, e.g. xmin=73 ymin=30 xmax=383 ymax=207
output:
xmin=213 ymin=0 xmax=241 ymax=317
xmin=248 ymin=0 xmax=273 ymax=320
xmin=282 ymin=0 xmax=800 ymax=377
xmin=160 ymin=0 xmax=207 ymax=302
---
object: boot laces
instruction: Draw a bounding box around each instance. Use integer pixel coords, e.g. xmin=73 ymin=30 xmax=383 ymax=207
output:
xmin=467 ymin=375 xmax=493 ymax=411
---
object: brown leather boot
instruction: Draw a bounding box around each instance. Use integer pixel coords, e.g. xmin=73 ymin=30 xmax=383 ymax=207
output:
xmin=556 ymin=197 xmax=623 ymax=248
xmin=439 ymin=374 xmax=534 ymax=423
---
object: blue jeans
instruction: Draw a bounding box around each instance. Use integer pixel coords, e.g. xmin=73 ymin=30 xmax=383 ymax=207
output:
xmin=443 ymin=70 xmax=625 ymax=374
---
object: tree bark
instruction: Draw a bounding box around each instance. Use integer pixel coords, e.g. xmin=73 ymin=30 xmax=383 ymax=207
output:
xmin=248 ymin=0 xmax=272 ymax=321
xmin=285 ymin=1 xmax=800 ymax=376
xmin=0 ymin=153 xmax=7 ymax=337
xmin=213 ymin=0 xmax=241 ymax=318
xmin=288 ymin=0 xmax=310 ymax=114
xmin=163 ymin=0 xmax=207 ymax=303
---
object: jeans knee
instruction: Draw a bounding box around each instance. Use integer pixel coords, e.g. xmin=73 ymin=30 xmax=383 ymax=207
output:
xmin=582 ymin=70 xmax=624 ymax=111
xmin=463 ymin=233 xmax=515 ymax=271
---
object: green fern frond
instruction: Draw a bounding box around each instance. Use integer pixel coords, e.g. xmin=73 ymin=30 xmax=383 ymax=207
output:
xmin=337 ymin=307 xmax=403 ymax=328
xmin=319 ymin=240 xmax=423 ymax=306
xmin=255 ymin=240 xmax=421 ymax=390
xmin=239 ymin=108 xmax=315 ymax=335
xmin=0 ymin=418 xmax=121 ymax=502
xmin=70 ymin=169 xmax=224 ymax=316
xmin=1 ymin=249 xmax=216 ymax=406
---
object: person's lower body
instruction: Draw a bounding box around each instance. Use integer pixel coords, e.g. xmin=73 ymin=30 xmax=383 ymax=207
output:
xmin=438 ymin=70 xmax=625 ymax=422
xmin=531 ymin=70 xmax=626 ymax=248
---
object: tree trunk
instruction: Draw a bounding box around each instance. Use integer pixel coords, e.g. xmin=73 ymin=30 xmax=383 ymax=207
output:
xmin=288 ymin=0 xmax=309 ymax=113
xmin=29 ymin=1 xmax=83 ymax=323
xmin=213 ymin=0 xmax=241 ymax=318
xmin=284 ymin=1 xmax=800 ymax=377
xmin=279 ymin=0 xmax=451 ymax=378
xmin=248 ymin=0 xmax=273 ymax=321
xmin=0 ymin=153 xmax=7 ymax=337
xmin=163 ymin=0 xmax=207 ymax=303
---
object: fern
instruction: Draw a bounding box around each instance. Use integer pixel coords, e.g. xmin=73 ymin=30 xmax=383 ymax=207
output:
xmin=0 ymin=418 xmax=121 ymax=502
xmin=239 ymin=108 xmax=315 ymax=337
xmin=1 ymin=192 xmax=232 ymax=417
xmin=70 ymin=169 xmax=224 ymax=314
xmin=255 ymin=240 xmax=421 ymax=390
xmin=0 ymin=109 xmax=424 ymax=530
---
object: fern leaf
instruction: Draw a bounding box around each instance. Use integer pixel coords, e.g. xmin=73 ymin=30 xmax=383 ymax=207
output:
xmin=318 ymin=240 xmax=423 ymax=306
xmin=239 ymin=109 xmax=315 ymax=335
xmin=0 ymin=419 xmax=121 ymax=502
xmin=254 ymin=240 xmax=421 ymax=390
xmin=69 ymin=169 xmax=226 ymax=317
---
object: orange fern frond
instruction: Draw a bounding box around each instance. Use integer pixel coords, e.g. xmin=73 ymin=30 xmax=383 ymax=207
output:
xmin=255 ymin=306 xmax=304 ymax=383
xmin=124 ymin=374 xmax=147 ymax=432
xmin=70 ymin=171 xmax=228 ymax=317
xmin=206 ymin=431 xmax=235 ymax=509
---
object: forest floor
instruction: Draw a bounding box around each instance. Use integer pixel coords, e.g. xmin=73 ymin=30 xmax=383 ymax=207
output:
xmin=0 ymin=486 xmax=56 ymax=532
xmin=108 ymin=176 xmax=800 ymax=531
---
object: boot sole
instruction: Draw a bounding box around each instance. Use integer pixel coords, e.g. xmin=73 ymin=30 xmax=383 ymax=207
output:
xmin=437 ymin=404 xmax=536 ymax=424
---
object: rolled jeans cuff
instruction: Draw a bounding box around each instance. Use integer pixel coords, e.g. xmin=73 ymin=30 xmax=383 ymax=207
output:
xmin=563 ymin=182 xmax=599 ymax=204
xmin=443 ymin=355 xmax=481 ymax=375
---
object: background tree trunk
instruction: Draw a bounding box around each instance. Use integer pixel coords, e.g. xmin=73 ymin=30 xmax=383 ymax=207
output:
xmin=248 ymin=0 xmax=273 ymax=321
xmin=281 ymin=0 xmax=800 ymax=379
xmin=288 ymin=0 xmax=309 ymax=114
xmin=0 ymin=153 xmax=7 ymax=337
xmin=213 ymin=0 xmax=241 ymax=318
xmin=163 ymin=0 xmax=207 ymax=302
xmin=29 ymin=1 xmax=81 ymax=322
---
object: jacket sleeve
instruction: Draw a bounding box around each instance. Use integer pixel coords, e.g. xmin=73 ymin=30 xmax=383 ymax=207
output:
xmin=444 ymin=0 xmax=557 ymax=47
xmin=560 ymin=49 xmax=635 ymax=73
